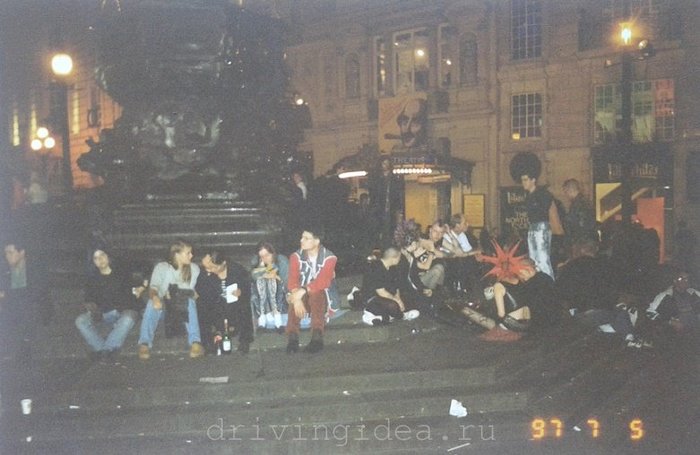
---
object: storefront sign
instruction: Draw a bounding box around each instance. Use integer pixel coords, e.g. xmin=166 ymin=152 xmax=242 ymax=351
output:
xmin=500 ymin=186 xmax=529 ymax=237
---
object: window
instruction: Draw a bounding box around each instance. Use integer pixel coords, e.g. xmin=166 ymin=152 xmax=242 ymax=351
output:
xmin=373 ymin=36 xmax=387 ymax=97
xmin=460 ymin=33 xmax=478 ymax=86
xmin=511 ymin=0 xmax=542 ymax=60
xmin=29 ymin=91 xmax=37 ymax=140
xmin=511 ymin=93 xmax=542 ymax=139
xmin=393 ymin=28 xmax=430 ymax=94
xmin=345 ymin=53 xmax=361 ymax=99
xmin=71 ymin=88 xmax=80 ymax=135
xmin=594 ymin=79 xmax=674 ymax=144
xmin=438 ymin=24 xmax=455 ymax=88
xmin=11 ymin=101 xmax=20 ymax=146
xmin=88 ymin=85 xmax=102 ymax=128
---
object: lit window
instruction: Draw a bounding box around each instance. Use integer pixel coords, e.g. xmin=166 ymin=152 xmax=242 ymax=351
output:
xmin=593 ymin=79 xmax=674 ymax=144
xmin=345 ymin=53 xmax=361 ymax=99
xmin=11 ymin=102 xmax=20 ymax=146
xmin=511 ymin=93 xmax=542 ymax=139
xmin=373 ymin=36 xmax=387 ymax=97
xmin=439 ymin=24 xmax=455 ymax=88
xmin=460 ymin=33 xmax=478 ymax=86
xmin=394 ymin=28 xmax=430 ymax=94
xmin=511 ymin=0 xmax=542 ymax=60
xmin=71 ymin=88 xmax=80 ymax=135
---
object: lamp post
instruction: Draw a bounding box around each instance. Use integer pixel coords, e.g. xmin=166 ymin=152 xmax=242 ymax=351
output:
xmin=619 ymin=17 xmax=634 ymax=225
xmin=50 ymin=53 xmax=73 ymax=193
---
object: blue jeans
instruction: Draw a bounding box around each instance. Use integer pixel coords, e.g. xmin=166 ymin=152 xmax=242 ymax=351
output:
xmin=137 ymin=298 xmax=201 ymax=347
xmin=528 ymin=222 xmax=554 ymax=279
xmin=75 ymin=309 xmax=137 ymax=352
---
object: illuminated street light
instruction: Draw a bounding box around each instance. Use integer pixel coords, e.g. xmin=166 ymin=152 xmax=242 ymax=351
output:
xmin=620 ymin=23 xmax=632 ymax=45
xmin=37 ymin=126 xmax=49 ymax=139
xmin=51 ymin=53 xmax=73 ymax=76
xmin=51 ymin=52 xmax=74 ymax=192
xmin=43 ymin=137 xmax=56 ymax=149
xmin=31 ymin=139 xmax=43 ymax=151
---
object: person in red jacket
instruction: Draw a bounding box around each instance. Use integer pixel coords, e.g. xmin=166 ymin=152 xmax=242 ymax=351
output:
xmin=286 ymin=227 xmax=337 ymax=354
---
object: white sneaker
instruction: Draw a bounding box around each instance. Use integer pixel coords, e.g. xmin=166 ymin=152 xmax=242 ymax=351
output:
xmin=257 ymin=314 xmax=266 ymax=328
xmin=362 ymin=310 xmax=382 ymax=326
xmin=273 ymin=312 xmax=282 ymax=328
xmin=347 ymin=286 xmax=360 ymax=301
xmin=403 ymin=310 xmax=420 ymax=321
xmin=597 ymin=323 xmax=616 ymax=334
xmin=266 ymin=312 xmax=274 ymax=326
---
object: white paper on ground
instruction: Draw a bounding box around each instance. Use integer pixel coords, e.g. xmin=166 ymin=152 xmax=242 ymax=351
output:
xmin=226 ymin=283 xmax=238 ymax=303
xmin=199 ymin=376 xmax=230 ymax=384
xmin=449 ymin=399 xmax=468 ymax=417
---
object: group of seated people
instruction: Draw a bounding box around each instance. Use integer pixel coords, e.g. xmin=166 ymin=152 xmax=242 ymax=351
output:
xmin=358 ymin=216 xmax=700 ymax=349
xmin=72 ymin=240 xmax=292 ymax=361
xmin=66 ymin=224 xmax=340 ymax=361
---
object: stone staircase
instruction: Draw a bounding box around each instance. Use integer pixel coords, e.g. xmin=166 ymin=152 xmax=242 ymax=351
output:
xmin=104 ymin=194 xmax=282 ymax=260
xmin=1 ymin=280 xmax=693 ymax=454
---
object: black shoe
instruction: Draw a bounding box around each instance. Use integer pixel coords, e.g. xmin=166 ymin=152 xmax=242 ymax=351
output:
xmin=303 ymin=339 xmax=324 ymax=354
xmin=238 ymin=342 xmax=250 ymax=355
xmin=276 ymin=326 xmax=286 ymax=335
xmin=286 ymin=338 xmax=299 ymax=354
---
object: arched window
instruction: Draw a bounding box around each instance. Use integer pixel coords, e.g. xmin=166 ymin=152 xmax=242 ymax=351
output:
xmin=460 ymin=33 xmax=478 ymax=86
xmin=345 ymin=53 xmax=361 ymax=99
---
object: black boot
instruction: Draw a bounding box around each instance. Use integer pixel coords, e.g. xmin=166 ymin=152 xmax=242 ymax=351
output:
xmin=304 ymin=330 xmax=324 ymax=354
xmin=286 ymin=334 xmax=299 ymax=354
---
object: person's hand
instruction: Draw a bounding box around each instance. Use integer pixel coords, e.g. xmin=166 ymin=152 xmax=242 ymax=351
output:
xmin=423 ymin=289 xmax=432 ymax=297
xmin=395 ymin=299 xmax=406 ymax=312
xmin=152 ymin=295 xmax=163 ymax=310
xmin=232 ymin=287 xmax=242 ymax=297
xmin=292 ymin=300 xmax=306 ymax=319
xmin=669 ymin=318 xmax=684 ymax=333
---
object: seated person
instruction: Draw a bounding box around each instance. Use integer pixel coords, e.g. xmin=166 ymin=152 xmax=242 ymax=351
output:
xmin=250 ymin=241 xmax=288 ymax=330
xmin=361 ymin=247 xmax=419 ymax=325
xmin=0 ymin=239 xmax=49 ymax=361
xmin=489 ymin=258 xmax=560 ymax=333
xmin=647 ymin=269 xmax=700 ymax=334
xmin=443 ymin=214 xmax=482 ymax=293
xmin=556 ymin=239 xmax=619 ymax=316
xmin=137 ymin=240 xmax=204 ymax=360
xmin=196 ymin=250 xmax=253 ymax=354
xmin=75 ymin=248 xmax=140 ymax=361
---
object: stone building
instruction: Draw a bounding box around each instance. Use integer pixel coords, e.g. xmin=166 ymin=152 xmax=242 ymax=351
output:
xmin=272 ymin=0 xmax=700 ymax=257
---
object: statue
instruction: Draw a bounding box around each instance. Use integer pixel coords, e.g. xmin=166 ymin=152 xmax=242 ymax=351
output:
xmin=78 ymin=1 xmax=301 ymax=196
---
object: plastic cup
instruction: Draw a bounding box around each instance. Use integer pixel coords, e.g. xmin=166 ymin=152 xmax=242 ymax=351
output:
xmin=20 ymin=399 xmax=32 ymax=415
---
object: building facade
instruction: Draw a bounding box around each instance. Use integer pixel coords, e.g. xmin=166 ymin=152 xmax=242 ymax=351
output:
xmin=279 ymin=0 xmax=700 ymax=256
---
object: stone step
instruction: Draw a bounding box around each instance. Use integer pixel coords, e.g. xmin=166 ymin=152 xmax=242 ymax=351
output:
xmin=11 ymin=389 xmax=531 ymax=447
xmin=33 ymin=366 xmax=499 ymax=415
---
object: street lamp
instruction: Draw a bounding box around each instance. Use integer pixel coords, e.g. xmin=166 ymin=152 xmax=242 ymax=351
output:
xmin=50 ymin=52 xmax=74 ymax=192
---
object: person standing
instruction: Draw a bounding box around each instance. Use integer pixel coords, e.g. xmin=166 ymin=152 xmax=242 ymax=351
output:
xmin=562 ymin=179 xmax=597 ymax=248
xmin=369 ymin=157 xmax=404 ymax=248
xmin=75 ymin=249 xmax=138 ymax=361
xmin=286 ymin=227 xmax=338 ymax=354
xmin=137 ymin=241 xmax=204 ymax=360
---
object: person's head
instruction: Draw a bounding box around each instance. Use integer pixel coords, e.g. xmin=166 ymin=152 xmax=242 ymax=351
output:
xmin=672 ymin=271 xmax=691 ymax=293
xmin=428 ymin=221 xmax=446 ymax=242
xmin=201 ymin=250 xmax=228 ymax=275
xmin=292 ymin=171 xmax=304 ymax=185
xmin=516 ymin=258 xmax=537 ymax=281
xmin=380 ymin=157 xmax=392 ymax=174
xmin=92 ymin=249 xmax=111 ymax=274
xmin=562 ymin=179 xmax=581 ymax=201
xmin=300 ymin=227 xmax=323 ymax=253
xmin=397 ymin=98 xmax=427 ymax=148
xmin=256 ymin=241 xmax=278 ymax=267
xmin=520 ymin=174 xmax=537 ymax=193
xmin=381 ymin=247 xmax=402 ymax=267
xmin=449 ymin=214 xmax=469 ymax=234
xmin=4 ymin=242 xmax=26 ymax=268
xmin=169 ymin=241 xmax=193 ymax=268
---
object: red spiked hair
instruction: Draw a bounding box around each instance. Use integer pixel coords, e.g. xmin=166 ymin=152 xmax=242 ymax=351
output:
xmin=479 ymin=240 xmax=530 ymax=281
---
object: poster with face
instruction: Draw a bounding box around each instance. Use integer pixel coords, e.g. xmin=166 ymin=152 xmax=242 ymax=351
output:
xmin=378 ymin=94 xmax=428 ymax=153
